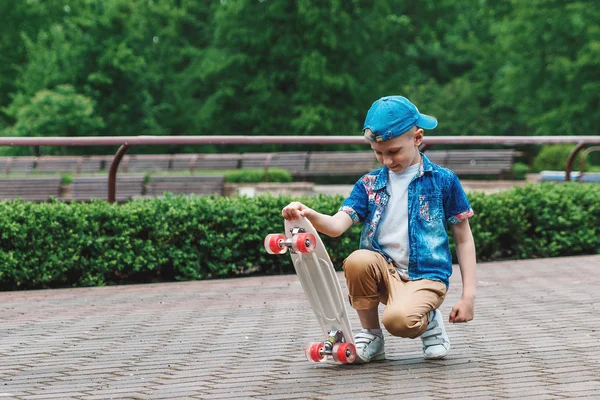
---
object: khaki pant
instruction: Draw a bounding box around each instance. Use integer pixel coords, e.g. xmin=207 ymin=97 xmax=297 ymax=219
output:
xmin=342 ymin=249 xmax=447 ymax=339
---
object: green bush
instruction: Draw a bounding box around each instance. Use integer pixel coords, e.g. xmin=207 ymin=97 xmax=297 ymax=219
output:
xmin=60 ymin=174 xmax=73 ymax=185
xmin=532 ymin=145 xmax=590 ymax=173
xmin=461 ymin=183 xmax=600 ymax=261
xmin=0 ymin=194 xmax=359 ymax=290
xmin=224 ymin=168 xmax=293 ymax=183
xmin=512 ymin=162 xmax=529 ymax=180
xmin=0 ymin=183 xmax=598 ymax=290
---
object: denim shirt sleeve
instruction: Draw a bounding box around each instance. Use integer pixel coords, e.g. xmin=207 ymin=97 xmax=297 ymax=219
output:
xmin=338 ymin=178 xmax=368 ymax=225
xmin=444 ymin=172 xmax=474 ymax=225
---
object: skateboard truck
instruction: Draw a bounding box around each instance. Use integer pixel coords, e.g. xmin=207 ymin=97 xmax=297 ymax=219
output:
xmin=323 ymin=330 xmax=345 ymax=354
xmin=289 ymin=227 xmax=306 ymax=236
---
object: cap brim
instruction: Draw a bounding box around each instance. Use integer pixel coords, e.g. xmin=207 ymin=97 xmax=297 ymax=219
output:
xmin=416 ymin=113 xmax=437 ymax=130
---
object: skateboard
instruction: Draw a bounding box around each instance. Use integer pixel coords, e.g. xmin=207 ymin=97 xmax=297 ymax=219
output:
xmin=264 ymin=217 xmax=356 ymax=364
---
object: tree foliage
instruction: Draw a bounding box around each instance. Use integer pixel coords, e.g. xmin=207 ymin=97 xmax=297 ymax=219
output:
xmin=490 ymin=0 xmax=600 ymax=135
xmin=7 ymin=84 xmax=104 ymax=141
xmin=0 ymin=0 xmax=597 ymax=155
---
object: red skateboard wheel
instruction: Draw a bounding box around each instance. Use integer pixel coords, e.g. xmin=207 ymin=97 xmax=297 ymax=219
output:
xmin=304 ymin=342 xmax=325 ymax=363
xmin=293 ymin=232 xmax=316 ymax=254
xmin=264 ymin=234 xmax=287 ymax=255
xmin=332 ymin=342 xmax=357 ymax=364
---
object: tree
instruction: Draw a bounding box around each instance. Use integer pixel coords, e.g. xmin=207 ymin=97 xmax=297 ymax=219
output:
xmin=2 ymin=0 xmax=213 ymax=153
xmin=491 ymin=0 xmax=600 ymax=135
xmin=0 ymin=0 xmax=72 ymax=126
xmin=7 ymin=85 xmax=104 ymax=149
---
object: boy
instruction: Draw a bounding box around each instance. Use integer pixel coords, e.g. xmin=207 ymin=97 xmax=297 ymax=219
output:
xmin=282 ymin=95 xmax=476 ymax=363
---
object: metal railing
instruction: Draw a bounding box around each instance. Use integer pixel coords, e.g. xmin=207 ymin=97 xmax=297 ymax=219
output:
xmin=1 ymin=135 xmax=599 ymax=203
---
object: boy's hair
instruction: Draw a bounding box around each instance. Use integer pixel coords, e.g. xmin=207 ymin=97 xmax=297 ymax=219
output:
xmin=363 ymin=96 xmax=437 ymax=142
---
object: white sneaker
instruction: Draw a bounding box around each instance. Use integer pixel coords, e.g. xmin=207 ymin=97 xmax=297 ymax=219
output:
xmin=353 ymin=331 xmax=385 ymax=364
xmin=421 ymin=309 xmax=450 ymax=359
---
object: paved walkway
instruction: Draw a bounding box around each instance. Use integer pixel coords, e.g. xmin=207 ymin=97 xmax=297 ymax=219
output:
xmin=1 ymin=255 xmax=599 ymax=400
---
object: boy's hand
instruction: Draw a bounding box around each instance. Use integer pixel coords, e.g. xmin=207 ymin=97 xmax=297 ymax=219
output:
xmin=282 ymin=202 xmax=314 ymax=221
xmin=449 ymin=296 xmax=474 ymax=323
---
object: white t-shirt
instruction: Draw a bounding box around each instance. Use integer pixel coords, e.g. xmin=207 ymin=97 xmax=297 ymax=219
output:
xmin=375 ymin=163 xmax=420 ymax=279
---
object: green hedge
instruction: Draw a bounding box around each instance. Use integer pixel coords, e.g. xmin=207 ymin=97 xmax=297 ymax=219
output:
xmin=512 ymin=162 xmax=529 ymax=181
xmin=0 ymin=182 xmax=598 ymax=290
xmin=224 ymin=168 xmax=293 ymax=183
xmin=465 ymin=182 xmax=600 ymax=261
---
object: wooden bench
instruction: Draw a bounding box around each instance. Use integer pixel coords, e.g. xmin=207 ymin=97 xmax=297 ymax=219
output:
xmin=171 ymin=154 xmax=242 ymax=173
xmin=0 ymin=158 xmax=11 ymax=175
xmin=0 ymin=150 xmax=517 ymax=179
xmin=145 ymin=175 xmax=225 ymax=197
xmin=422 ymin=151 xmax=448 ymax=166
xmin=425 ymin=150 xmax=516 ymax=178
xmin=1 ymin=157 xmax=36 ymax=175
xmin=79 ymin=156 xmax=112 ymax=173
xmin=121 ymin=155 xmax=173 ymax=173
xmin=71 ymin=175 xmax=145 ymax=202
xmin=301 ymin=151 xmax=379 ymax=176
xmin=240 ymin=152 xmax=309 ymax=174
xmin=3 ymin=156 xmax=109 ymax=175
xmin=0 ymin=177 xmax=62 ymax=201
xmin=35 ymin=156 xmax=84 ymax=174
xmin=296 ymin=149 xmax=514 ymax=178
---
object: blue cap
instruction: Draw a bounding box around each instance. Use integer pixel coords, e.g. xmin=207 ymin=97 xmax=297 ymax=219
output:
xmin=363 ymin=96 xmax=438 ymax=142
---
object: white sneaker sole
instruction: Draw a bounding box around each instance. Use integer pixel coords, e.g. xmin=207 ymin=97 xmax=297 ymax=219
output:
xmin=423 ymin=344 xmax=450 ymax=360
xmin=354 ymin=352 xmax=386 ymax=364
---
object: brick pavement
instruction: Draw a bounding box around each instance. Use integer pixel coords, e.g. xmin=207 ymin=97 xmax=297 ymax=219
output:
xmin=0 ymin=255 xmax=599 ymax=400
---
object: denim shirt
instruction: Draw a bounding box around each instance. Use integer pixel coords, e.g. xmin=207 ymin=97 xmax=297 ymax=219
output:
xmin=339 ymin=153 xmax=474 ymax=287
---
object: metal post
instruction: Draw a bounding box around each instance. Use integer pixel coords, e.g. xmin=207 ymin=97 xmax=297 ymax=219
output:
xmin=108 ymin=145 xmax=131 ymax=203
xmin=578 ymin=146 xmax=600 ymax=182
xmin=565 ymin=142 xmax=586 ymax=182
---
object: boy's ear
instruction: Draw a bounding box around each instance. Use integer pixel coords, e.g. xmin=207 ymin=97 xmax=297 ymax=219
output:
xmin=413 ymin=127 xmax=424 ymax=146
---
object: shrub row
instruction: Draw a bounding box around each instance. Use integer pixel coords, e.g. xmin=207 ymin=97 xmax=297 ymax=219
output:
xmin=0 ymin=182 xmax=598 ymax=290
xmin=465 ymin=182 xmax=600 ymax=261
xmin=224 ymin=168 xmax=293 ymax=183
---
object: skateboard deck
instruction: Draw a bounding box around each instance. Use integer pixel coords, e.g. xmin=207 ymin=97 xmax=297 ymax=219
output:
xmin=265 ymin=217 xmax=356 ymax=364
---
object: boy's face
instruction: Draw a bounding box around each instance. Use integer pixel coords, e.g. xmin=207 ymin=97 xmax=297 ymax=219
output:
xmin=367 ymin=126 xmax=423 ymax=174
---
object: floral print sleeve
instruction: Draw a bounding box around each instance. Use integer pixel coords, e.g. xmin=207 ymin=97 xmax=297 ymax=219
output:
xmin=444 ymin=172 xmax=474 ymax=225
xmin=339 ymin=205 xmax=360 ymax=224
xmin=338 ymin=175 xmax=370 ymax=225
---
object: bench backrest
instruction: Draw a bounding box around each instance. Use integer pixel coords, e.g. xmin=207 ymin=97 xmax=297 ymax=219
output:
xmin=425 ymin=150 xmax=515 ymax=175
xmin=122 ymin=155 xmax=173 ymax=173
xmin=71 ymin=175 xmax=145 ymax=201
xmin=171 ymin=154 xmax=242 ymax=172
xmin=303 ymin=151 xmax=378 ymax=176
xmin=240 ymin=152 xmax=309 ymax=173
xmin=0 ymin=150 xmax=517 ymax=179
xmin=0 ymin=177 xmax=62 ymax=201
xmin=1 ymin=157 xmax=36 ymax=174
xmin=146 ymin=175 xmax=225 ymax=197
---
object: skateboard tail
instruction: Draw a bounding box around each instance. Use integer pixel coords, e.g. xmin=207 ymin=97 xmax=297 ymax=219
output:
xmin=293 ymin=252 xmax=354 ymax=346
